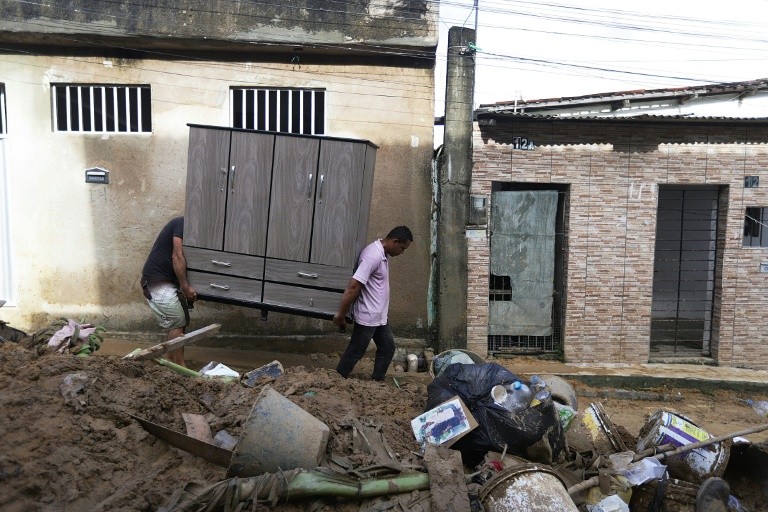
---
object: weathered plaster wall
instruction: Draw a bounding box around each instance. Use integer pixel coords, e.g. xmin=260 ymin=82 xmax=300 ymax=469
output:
xmin=1 ymin=55 xmax=434 ymax=339
xmin=0 ymin=0 xmax=437 ymax=51
xmin=471 ymin=118 xmax=768 ymax=370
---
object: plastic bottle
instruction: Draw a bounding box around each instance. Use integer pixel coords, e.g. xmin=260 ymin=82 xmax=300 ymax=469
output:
xmin=529 ymin=375 xmax=551 ymax=404
xmin=744 ymin=399 xmax=768 ymax=418
xmin=502 ymin=381 xmax=532 ymax=412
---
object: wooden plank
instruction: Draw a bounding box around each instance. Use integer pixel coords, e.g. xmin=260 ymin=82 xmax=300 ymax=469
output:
xmin=122 ymin=324 xmax=221 ymax=361
xmin=423 ymin=444 xmax=471 ymax=512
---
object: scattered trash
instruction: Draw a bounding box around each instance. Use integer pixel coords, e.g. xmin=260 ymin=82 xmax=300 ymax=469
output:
xmin=241 ymin=360 xmax=284 ymax=387
xmin=406 ymin=353 xmax=418 ymax=372
xmin=741 ymin=398 xmax=768 ymax=418
xmin=181 ymin=412 xmax=214 ymax=443
xmin=212 ymin=430 xmax=238 ymax=451
xmin=129 ymin=413 xmax=233 ymax=468
xmin=426 ymin=362 xmax=564 ymax=466
xmin=618 ymin=456 xmax=666 ymax=486
xmin=554 ymin=402 xmax=576 ymax=430
xmin=411 ymin=396 xmax=478 ymax=447
xmin=59 ymin=372 xmax=89 ymax=410
xmin=430 ymin=348 xmax=485 ymax=377
xmin=303 ymin=390 xmax=317 ymax=397
xmin=587 ymin=493 xmax=629 ymax=512
xmin=636 ymin=410 xmax=730 ymax=484
xmin=199 ymin=361 xmax=239 ymax=379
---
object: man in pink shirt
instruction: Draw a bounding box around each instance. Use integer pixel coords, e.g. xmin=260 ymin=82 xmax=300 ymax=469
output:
xmin=333 ymin=226 xmax=413 ymax=381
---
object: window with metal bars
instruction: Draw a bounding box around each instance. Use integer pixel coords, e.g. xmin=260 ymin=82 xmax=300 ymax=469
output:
xmin=743 ymin=207 xmax=768 ymax=247
xmin=52 ymin=84 xmax=152 ymax=133
xmin=0 ymin=84 xmax=6 ymax=136
xmin=230 ymin=88 xmax=325 ymax=135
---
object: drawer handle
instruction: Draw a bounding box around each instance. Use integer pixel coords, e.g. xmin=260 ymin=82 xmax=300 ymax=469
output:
xmin=209 ymin=283 xmax=230 ymax=290
xmin=211 ymin=260 xmax=232 ymax=267
xmin=297 ymin=271 xmax=318 ymax=279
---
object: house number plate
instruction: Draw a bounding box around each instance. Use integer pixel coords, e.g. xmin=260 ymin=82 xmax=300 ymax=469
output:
xmin=513 ymin=136 xmax=535 ymax=150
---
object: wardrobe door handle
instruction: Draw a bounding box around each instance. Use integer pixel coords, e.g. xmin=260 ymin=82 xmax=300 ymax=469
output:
xmin=211 ymin=260 xmax=232 ymax=267
xmin=297 ymin=271 xmax=318 ymax=279
xmin=209 ymin=283 xmax=230 ymax=290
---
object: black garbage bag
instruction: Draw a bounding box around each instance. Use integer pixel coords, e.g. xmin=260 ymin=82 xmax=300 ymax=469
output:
xmin=426 ymin=362 xmax=564 ymax=466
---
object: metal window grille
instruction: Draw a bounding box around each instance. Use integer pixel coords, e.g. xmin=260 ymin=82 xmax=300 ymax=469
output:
xmin=743 ymin=207 xmax=768 ymax=247
xmin=52 ymin=84 xmax=152 ymax=133
xmin=0 ymin=84 xmax=6 ymax=136
xmin=230 ymin=88 xmax=325 ymax=135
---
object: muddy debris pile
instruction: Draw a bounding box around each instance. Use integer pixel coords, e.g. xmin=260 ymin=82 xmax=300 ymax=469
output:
xmin=1 ymin=340 xmax=767 ymax=512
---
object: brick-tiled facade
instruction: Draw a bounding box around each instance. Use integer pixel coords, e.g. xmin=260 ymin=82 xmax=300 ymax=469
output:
xmin=469 ymin=115 xmax=768 ymax=369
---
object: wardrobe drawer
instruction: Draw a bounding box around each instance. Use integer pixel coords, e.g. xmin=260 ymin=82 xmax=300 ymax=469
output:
xmin=188 ymin=271 xmax=263 ymax=303
xmin=264 ymin=259 xmax=349 ymax=290
xmin=185 ymin=247 xmax=264 ymax=279
xmin=262 ymin=282 xmax=341 ymax=316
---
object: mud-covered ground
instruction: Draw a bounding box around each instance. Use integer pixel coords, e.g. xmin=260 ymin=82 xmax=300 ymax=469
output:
xmin=0 ymin=339 xmax=766 ymax=511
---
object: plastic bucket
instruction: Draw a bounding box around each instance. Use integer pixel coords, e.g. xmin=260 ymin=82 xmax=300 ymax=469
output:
xmin=628 ymin=477 xmax=697 ymax=512
xmin=429 ymin=349 xmax=486 ymax=378
xmin=565 ymin=404 xmax=622 ymax=455
xmin=636 ymin=410 xmax=730 ymax=485
xmin=479 ymin=463 xmax=579 ymax=511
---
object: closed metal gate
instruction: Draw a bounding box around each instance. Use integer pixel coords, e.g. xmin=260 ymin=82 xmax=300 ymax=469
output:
xmin=651 ymin=186 xmax=720 ymax=357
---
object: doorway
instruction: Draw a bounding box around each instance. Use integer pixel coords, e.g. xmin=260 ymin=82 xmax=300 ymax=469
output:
xmin=651 ymin=186 xmax=722 ymax=358
xmin=487 ymin=184 xmax=567 ymax=355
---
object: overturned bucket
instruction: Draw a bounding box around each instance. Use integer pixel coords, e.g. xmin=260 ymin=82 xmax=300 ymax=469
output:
xmin=429 ymin=349 xmax=486 ymax=378
xmin=636 ymin=410 xmax=730 ymax=485
xmin=479 ymin=463 xmax=579 ymax=512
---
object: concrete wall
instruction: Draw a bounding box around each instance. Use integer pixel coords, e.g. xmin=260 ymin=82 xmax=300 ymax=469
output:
xmin=0 ymin=55 xmax=434 ymax=339
xmin=0 ymin=0 xmax=437 ymax=51
xmin=470 ymin=117 xmax=768 ymax=370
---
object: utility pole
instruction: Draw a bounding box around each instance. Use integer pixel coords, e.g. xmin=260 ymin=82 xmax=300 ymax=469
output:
xmin=436 ymin=26 xmax=476 ymax=352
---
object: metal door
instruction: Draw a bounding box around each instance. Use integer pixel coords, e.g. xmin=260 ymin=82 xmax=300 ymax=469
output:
xmin=651 ymin=186 xmax=720 ymax=357
xmin=488 ymin=189 xmax=562 ymax=354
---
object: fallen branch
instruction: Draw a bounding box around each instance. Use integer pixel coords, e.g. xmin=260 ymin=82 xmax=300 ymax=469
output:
xmin=122 ymin=324 xmax=220 ymax=361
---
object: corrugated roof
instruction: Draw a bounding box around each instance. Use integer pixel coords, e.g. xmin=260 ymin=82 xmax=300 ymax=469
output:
xmin=477 ymin=78 xmax=768 ymax=114
xmin=476 ymin=112 xmax=768 ymax=125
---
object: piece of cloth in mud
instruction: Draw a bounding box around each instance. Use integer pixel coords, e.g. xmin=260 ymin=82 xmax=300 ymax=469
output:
xmin=47 ymin=319 xmax=97 ymax=353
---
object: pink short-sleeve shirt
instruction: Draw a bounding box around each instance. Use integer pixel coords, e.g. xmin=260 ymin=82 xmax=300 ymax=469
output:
xmin=351 ymin=239 xmax=390 ymax=326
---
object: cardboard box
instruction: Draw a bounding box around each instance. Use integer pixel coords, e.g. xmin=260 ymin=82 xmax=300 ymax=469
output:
xmin=411 ymin=396 xmax=478 ymax=447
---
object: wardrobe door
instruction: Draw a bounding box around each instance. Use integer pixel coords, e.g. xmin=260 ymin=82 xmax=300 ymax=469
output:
xmin=184 ymin=127 xmax=230 ymax=250
xmin=224 ymin=131 xmax=274 ymax=256
xmin=266 ymin=135 xmax=320 ymax=261
xmin=310 ymin=140 xmax=366 ymax=267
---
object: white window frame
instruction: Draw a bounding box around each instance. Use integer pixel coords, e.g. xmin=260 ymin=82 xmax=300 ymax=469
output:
xmin=230 ymin=87 xmax=325 ymax=135
xmin=0 ymin=83 xmax=13 ymax=304
xmin=52 ymin=84 xmax=152 ymax=133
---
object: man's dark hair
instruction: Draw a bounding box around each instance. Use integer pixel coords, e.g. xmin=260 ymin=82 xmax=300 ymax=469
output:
xmin=386 ymin=225 xmax=413 ymax=243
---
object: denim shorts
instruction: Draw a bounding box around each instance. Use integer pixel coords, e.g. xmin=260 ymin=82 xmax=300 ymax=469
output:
xmin=146 ymin=283 xmax=189 ymax=330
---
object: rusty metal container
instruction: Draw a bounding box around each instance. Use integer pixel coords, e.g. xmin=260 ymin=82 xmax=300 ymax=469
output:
xmin=636 ymin=410 xmax=730 ymax=485
xmin=479 ymin=463 xmax=579 ymax=511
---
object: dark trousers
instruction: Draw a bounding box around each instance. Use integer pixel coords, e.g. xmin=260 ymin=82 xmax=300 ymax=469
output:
xmin=336 ymin=322 xmax=395 ymax=381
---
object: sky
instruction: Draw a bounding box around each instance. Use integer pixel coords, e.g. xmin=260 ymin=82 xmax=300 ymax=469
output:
xmin=435 ymin=0 xmax=768 ymax=115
